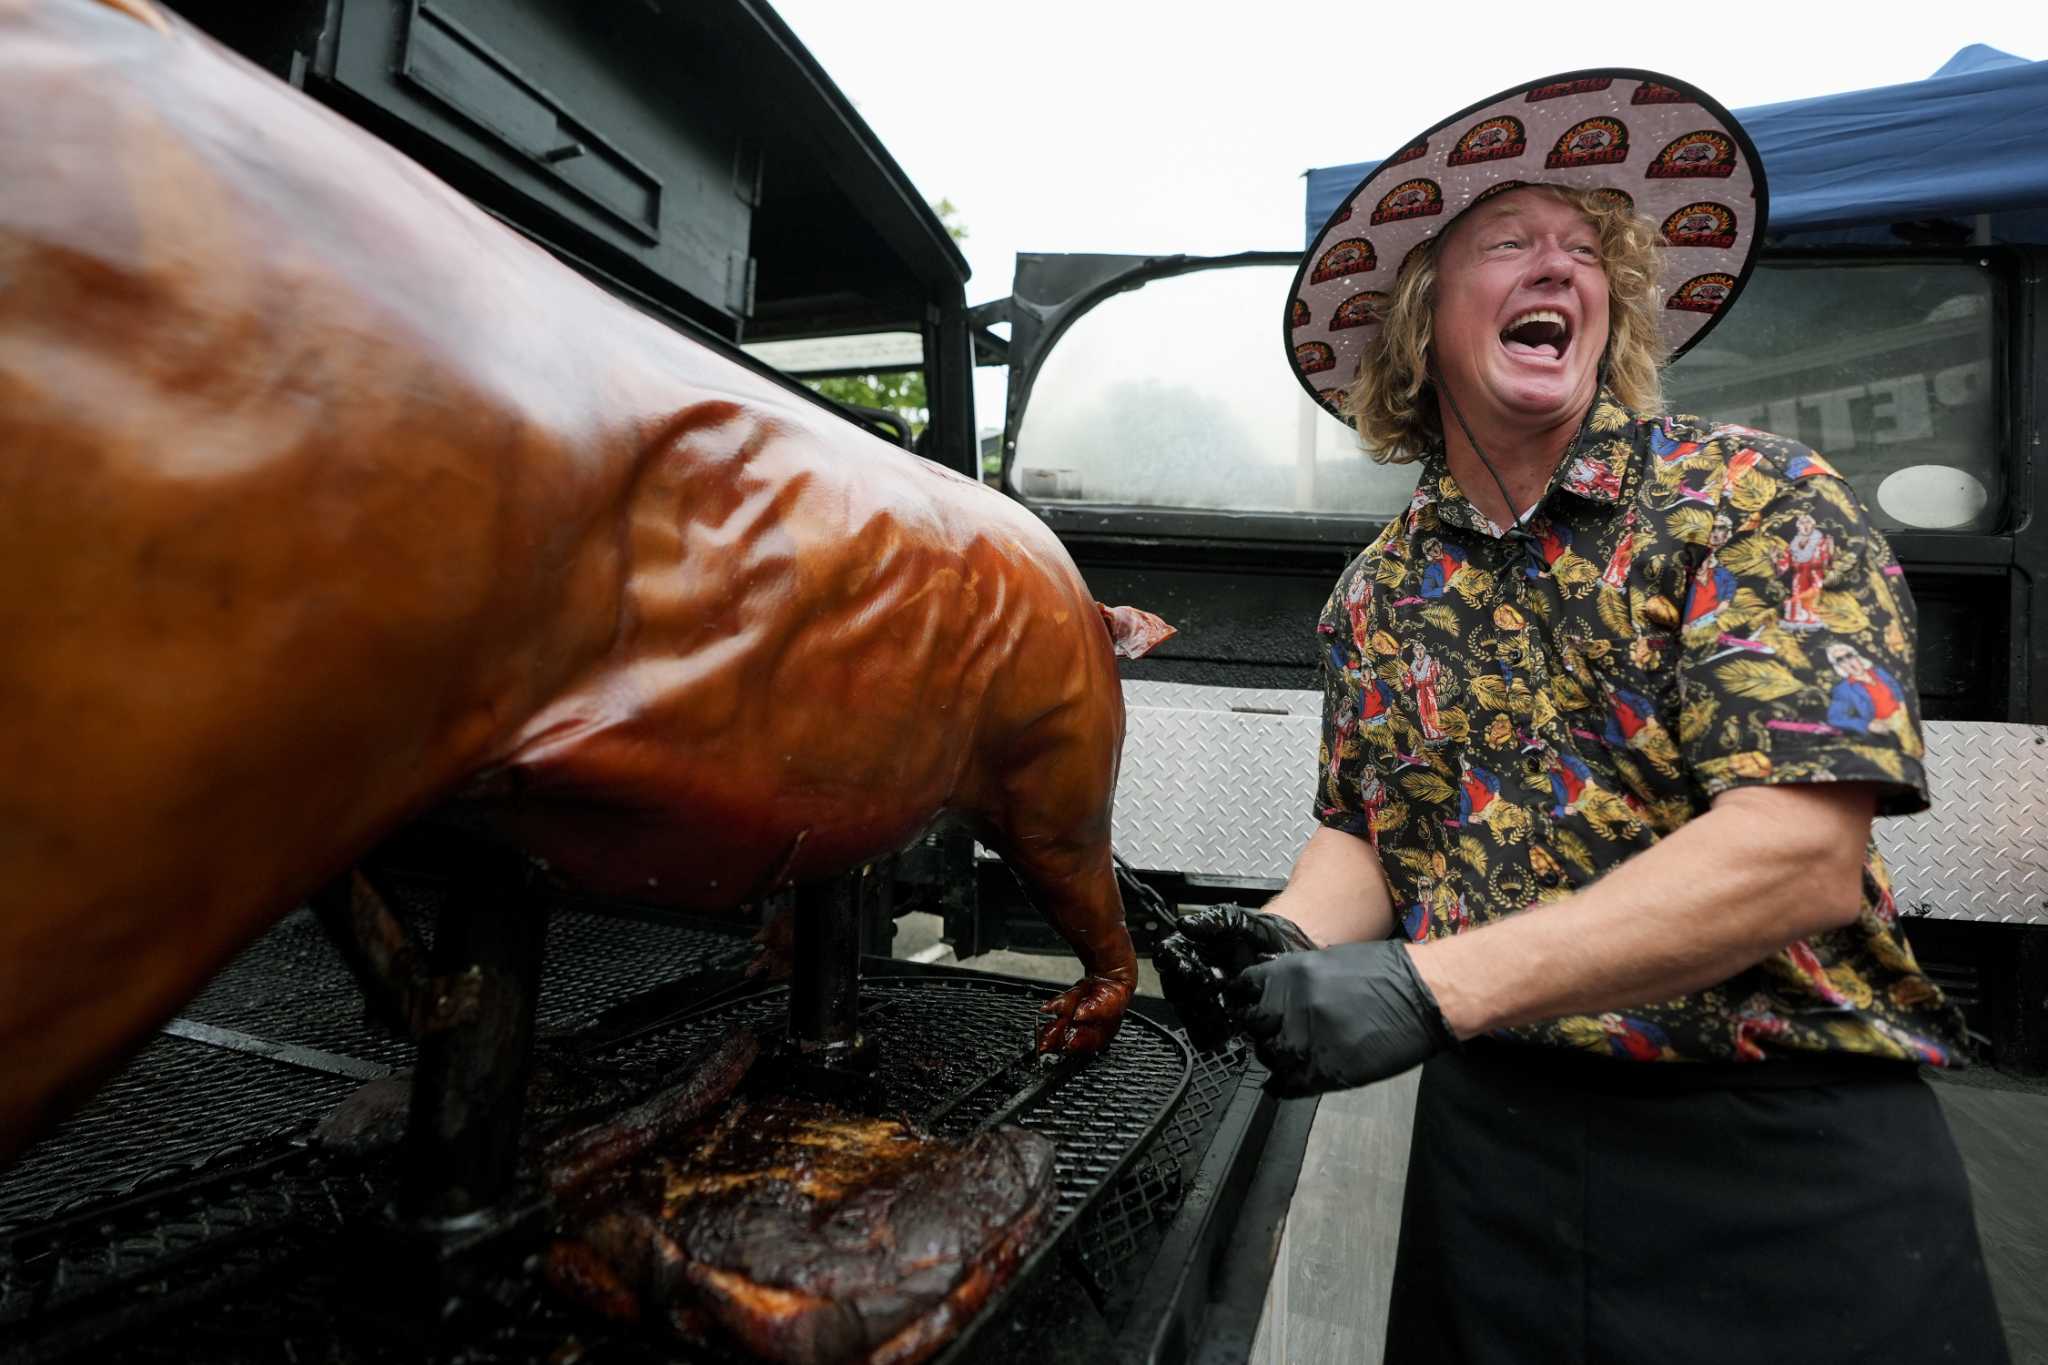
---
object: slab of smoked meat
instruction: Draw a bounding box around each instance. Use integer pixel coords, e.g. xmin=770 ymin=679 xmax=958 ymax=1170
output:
xmin=548 ymin=1098 xmax=1055 ymax=1365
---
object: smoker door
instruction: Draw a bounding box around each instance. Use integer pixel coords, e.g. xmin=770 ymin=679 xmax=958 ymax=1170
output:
xmin=323 ymin=0 xmax=759 ymax=334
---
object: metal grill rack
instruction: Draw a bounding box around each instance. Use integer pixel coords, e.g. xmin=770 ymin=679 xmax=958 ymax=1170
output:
xmin=0 ymin=901 xmax=753 ymax=1232
xmin=1 ymin=1151 xmax=386 ymax=1362
xmin=561 ymin=974 xmax=1193 ymax=1225
xmin=1070 ymin=1038 xmax=1252 ymax=1313
xmin=0 ymin=1039 xmax=363 ymax=1231
xmin=0 ymin=892 xmax=1229 ymax=1365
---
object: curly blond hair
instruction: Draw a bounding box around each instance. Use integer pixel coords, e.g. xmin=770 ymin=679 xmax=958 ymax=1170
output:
xmin=1341 ymin=185 xmax=1665 ymax=463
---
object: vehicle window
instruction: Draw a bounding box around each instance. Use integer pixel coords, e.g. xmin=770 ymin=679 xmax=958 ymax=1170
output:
xmin=743 ymin=332 xmax=923 ymax=375
xmin=743 ymin=331 xmax=930 ymax=447
xmin=1665 ymin=260 xmax=1999 ymax=532
xmin=1008 ymin=266 xmax=1419 ymax=519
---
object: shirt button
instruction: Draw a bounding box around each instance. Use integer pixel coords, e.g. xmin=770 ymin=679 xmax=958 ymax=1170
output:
xmin=1536 ymin=867 xmax=1565 ymax=888
xmin=1522 ymin=756 xmax=1545 ymax=778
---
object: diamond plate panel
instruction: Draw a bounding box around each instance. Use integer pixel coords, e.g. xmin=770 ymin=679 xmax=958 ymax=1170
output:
xmin=1113 ymin=686 xmax=1320 ymax=884
xmin=1123 ymin=680 xmax=1321 ymax=717
xmin=1114 ymin=687 xmax=2048 ymax=925
xmin=1877 ymin=720 xmax=2048 ymax=926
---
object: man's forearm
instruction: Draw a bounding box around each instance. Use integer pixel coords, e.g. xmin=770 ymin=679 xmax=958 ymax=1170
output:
xmin=1262 ymin=825 xmax=1397 ymax=947
xmin=1409 ymin=784 xmax=1875 ymax=1038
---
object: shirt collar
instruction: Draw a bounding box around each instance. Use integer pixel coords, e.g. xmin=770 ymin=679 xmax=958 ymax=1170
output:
xmin=1412 ymin=386 xmax=1647 ymax=537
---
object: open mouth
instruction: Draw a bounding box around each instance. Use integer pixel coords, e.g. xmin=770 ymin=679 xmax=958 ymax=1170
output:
xmin=1500 ymin=309 xmax=1571 ymax=361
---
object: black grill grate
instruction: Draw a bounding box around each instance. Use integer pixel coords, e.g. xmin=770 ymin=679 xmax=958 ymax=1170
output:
xmin=0 ymin=904 xmax=1198 ymax=1365
xmin=0 ymin=1038 xmax=361 ymax=1231
xmin=184 ymin=901 xmax=752 ymax=1061
xmin=1068 ymin=1039 xmax=1250 ymax=1311
xmin=583 ymin=977 xmax=1192 ymax=1226
xmin=1 ymin=898 xmax=752 ymax=1233
xmin=1 ymin=1152 xmax=384 ymax=1343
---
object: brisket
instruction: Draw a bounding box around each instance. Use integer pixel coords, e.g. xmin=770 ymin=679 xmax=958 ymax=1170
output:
xmin=549 ymin=1097 xmax=1055 ymax=1365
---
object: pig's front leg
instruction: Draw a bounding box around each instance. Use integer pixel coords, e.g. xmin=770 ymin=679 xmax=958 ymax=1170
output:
xmin=989 ymin=834 xmax=1137 ymax=1055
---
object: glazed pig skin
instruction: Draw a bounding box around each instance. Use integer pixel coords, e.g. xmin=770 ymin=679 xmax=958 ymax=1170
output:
xmin=0 ymin=0 xmax=1144 ymax=1159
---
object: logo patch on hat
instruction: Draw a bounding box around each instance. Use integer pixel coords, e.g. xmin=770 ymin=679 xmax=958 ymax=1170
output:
xmin=1448 ymin=117 xmax=1527 ymax=166
xmin=1296 ymin=341 xmax=1337 ymax=374
xmin=1631 ymin=81 xmax=1692 ymax=105
xmin=1661 ymin=202 xmax=1737 ymax=248
xmin=1331 ymin=292 xmax=1386 ymax=330
xmin=1388 ymin=139 xmax=1430 ymax=167
xmin=1546 ymin=118 xmax=1628 ymax=168
xmin=1527 ymin=77 xmax=1613 ymax=101
xmin=1310 ymin=237 xmax=1378 ymax=284
xmin=1647 ymin=131 xmax=1736 ymax=179
xmin=1589 ymin=186 xmax=1636 ymax=217
xmin=1291 ymin=299 xmax=1312 ymax=329
xmin=1667 ymin=272 xmax=1735 ymax=313
xmin=1371 ymin=178 xmax=1444 ymax=225
xmin=1317 ymin=387 xmax=1347 ymax=414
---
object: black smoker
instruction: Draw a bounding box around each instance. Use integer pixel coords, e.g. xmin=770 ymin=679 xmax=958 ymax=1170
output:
xmin=0 ymin=827 xmax=1312 ymax=1365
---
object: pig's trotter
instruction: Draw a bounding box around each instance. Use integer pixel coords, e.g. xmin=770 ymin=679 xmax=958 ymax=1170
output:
xmin=1035 ymin=971 xmax=1136 ymax=1055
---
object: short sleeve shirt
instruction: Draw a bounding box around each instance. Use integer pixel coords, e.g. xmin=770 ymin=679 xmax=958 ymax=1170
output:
xmin=1316 ymin=388 xmax=1966 ymax=1066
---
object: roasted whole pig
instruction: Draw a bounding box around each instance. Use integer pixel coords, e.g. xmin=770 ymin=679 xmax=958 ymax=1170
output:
xmin=0 ymin=0 xmax=1169 ymax=1160
xmin=547 ymin=1096 xmax=1056 ymax=1365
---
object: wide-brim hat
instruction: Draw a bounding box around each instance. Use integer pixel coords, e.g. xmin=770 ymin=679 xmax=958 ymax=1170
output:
xmin=1285 ymin=68 xmax=1767 ymax=422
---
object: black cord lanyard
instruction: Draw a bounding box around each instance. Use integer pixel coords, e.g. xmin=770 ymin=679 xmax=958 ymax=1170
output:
xmin=1434 ymin=371 xmax=1596 ymax=569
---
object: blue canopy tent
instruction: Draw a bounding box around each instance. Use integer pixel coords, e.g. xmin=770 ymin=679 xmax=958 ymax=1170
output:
xmin=1303 ymin=46 xmax=2048 ymax=247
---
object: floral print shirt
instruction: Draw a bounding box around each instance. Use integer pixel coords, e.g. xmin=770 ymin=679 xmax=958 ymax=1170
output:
xmin=1315 ymin=389 xmax=1965 ymax=1066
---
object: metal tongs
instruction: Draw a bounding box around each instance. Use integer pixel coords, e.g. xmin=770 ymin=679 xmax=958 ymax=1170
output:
xmin=1118 ymin=854 xmax=1240 ymax=1054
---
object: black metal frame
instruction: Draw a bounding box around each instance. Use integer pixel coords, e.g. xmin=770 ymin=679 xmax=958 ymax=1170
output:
xmin=2008 ymin=243 xmax=2047 ymax=724
xmin=997 ymin=251 xmax=1304 ymax=505
xmin=393 ymin=839 xmax=550 ymax=1221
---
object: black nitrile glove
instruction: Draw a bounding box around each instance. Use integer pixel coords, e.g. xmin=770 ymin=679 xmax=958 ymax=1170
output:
xmin=1153 ymin=905 xmax=1316 ymax=1052
xmin=1223 ymin=939 xmax=1456 ymax=1097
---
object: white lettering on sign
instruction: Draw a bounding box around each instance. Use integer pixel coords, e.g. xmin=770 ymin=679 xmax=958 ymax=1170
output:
xmin=1866 ymin=375 xmax=1933 ymax=444
xmin=1713 ymin=359 xmax=1989 ymax=454
xmin=1799 ymin=384 xmax=1862 ymax=451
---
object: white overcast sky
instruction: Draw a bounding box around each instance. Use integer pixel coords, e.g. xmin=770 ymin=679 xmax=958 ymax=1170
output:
xmin=768 ymin=1 xmax=2048 ymax=428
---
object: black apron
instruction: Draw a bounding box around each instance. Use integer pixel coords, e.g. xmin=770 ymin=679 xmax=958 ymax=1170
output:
xmin=1382 ymin=1041 xmax=2008 ymax=1364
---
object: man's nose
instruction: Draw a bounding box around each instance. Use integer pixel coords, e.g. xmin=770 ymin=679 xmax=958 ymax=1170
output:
xmin=1526 ymin=239 xmax=1576 ymax=286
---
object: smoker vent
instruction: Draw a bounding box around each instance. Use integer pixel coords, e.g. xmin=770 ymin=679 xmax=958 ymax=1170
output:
xmin=1922 ymin=962 xmax=1983 ymax=1011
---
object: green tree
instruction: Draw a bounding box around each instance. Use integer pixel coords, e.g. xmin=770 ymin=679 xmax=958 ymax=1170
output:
xmin=810 ymin=370 xmax=928 ymax=435
xmin=802 ymin=199 xmax=966 ymax=439
xmin=930 ymin=198 xmax=968 ymax=241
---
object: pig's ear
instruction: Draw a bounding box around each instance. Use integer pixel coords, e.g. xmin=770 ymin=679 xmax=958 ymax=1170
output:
xmin=1097 ymin=603 xmax=1176 ymax=660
